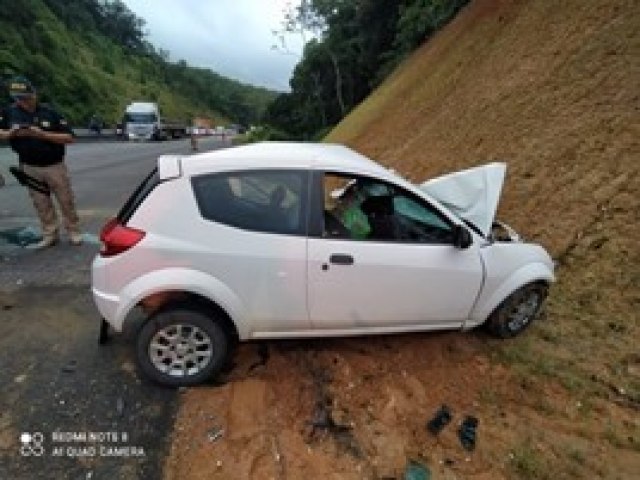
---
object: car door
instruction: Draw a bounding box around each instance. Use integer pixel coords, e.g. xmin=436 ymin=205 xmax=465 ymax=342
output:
xmin=307 ymin=172 xmax=484 ymax=331
xmin=190 ymin=169 xmax=310 ymax=335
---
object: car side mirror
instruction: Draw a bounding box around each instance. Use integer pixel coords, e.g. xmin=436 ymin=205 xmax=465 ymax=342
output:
xmin=453 ymin=225 xmax=473 ymax=249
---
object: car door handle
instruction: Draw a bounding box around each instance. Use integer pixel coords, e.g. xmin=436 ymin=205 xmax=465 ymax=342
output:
xmin=329 ymin=254 xmax=354 ymax=265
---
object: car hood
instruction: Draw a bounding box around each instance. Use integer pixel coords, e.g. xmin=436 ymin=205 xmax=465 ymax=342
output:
xmin=418 ymin=162 xmax=506 ymax=237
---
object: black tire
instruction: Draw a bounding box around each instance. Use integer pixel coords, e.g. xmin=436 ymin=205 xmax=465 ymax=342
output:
xmin=136 ymin=305 xmax=229 ymax=387
xmin=486 ymin=283 xmax=548 ymax=338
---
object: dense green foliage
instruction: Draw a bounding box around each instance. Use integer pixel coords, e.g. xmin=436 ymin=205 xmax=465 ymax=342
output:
xmin=0 ymin=0 xmax=275 ymax=126
xmin=264 ymin=0 xmax=469 ymax=139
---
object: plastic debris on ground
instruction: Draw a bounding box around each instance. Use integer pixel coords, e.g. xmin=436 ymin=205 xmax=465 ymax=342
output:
xmin=0 ymin=227 xmax=42 ymax=247
xmin=404 ymin=460 xmax=431 ymax=480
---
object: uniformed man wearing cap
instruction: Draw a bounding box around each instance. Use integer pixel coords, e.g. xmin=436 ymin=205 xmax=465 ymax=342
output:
xmin=0 ymin=76 xmax=83 ymax=248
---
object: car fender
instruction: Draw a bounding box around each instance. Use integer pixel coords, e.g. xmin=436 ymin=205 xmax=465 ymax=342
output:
xmin=115 ymin=268 xmax=248 ymax=338
xmin=467 ymin=262 xmax=554 ymax=328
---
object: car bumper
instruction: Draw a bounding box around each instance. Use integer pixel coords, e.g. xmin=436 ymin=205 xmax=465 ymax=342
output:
xmin=92 ymin=288 xmax=123 ymax=330
xmin=92 ymin=255 xmax=127 ymax=331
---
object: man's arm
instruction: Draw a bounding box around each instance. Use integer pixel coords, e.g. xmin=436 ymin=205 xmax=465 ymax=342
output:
xmin=31 ymin=106 xmax=75 ymax=145
xmin=0 ymin=125 xmax=73 ymax=144
xmin=0 ymin=127 xmax=16 ymax=141
xmin=0 ymin=126 xmax=73 ymax=144
xmin=25 ymin=126 xmax=74 ymax=145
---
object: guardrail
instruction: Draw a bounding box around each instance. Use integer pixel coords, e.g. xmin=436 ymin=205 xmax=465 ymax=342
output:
xmin=72 ymin=128 xmax=237 ymax=142
xmin=73 ymin=128 xmax=118 ymax=141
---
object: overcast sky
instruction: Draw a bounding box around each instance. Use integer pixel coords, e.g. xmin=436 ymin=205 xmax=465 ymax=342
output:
xmin=121 ymin=0 xmax=304 ymax=92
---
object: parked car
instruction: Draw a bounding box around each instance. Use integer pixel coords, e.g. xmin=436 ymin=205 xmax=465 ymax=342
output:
xmin=92 ymin=142 xmax=554 ymax=386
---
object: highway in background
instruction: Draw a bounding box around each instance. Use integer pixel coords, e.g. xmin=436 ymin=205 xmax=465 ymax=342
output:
xmin=0 ymin=136 xmax=230 ymax=480
xmin=1 ymin=135 xmax=232 ymax=241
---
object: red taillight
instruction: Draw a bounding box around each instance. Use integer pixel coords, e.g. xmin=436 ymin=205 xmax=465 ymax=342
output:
xmin=99 ymin=218 xmax=145 ymax=257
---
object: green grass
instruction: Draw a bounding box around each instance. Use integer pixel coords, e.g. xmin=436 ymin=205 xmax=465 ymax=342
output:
xmin=567 ymin=446 xmax=586 ymax=464
xmin=509 ymin=440 xmax=546 ymax=479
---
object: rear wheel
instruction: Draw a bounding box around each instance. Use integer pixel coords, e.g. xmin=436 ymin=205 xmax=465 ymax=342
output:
xmin=486 ymin=283 xmax=548 ymax=338
xmin=136 ymin=306 xmax=229 ymax=387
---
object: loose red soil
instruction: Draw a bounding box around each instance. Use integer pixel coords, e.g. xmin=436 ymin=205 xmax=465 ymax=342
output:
xmin=165 ymin=0 xmax=639 ymax=478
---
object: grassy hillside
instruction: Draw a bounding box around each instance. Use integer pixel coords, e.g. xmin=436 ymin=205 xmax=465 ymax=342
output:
xmin=161 ymin=1 xmax=640 ymax=478
xmin=326 ymin=0 xmax=640 ymax=476
xmin=0 ymin=0 xmax=275 ymax=126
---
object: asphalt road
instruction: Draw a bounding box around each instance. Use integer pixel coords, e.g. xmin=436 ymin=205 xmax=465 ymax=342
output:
xmin=0 ymin=136 xmax=230 ymax=480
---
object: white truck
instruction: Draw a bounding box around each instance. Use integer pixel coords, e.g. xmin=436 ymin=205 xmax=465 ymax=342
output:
xmin=122 ymin=102 xmax=187 ymax=141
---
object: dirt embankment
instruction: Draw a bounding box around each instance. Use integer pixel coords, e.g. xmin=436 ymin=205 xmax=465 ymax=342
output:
xmin=165 ymin=0 xmax=639 ymax=478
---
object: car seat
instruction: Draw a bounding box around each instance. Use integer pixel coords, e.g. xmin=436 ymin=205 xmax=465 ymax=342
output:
xmin=360 ymin=195 xmax=398 ymax=240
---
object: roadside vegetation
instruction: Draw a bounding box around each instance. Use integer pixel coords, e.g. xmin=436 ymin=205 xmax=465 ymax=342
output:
xmin=0 ymin=0 xmax=275 ymax=126
xmin=263 ymin=0 xmax=470 ymax=140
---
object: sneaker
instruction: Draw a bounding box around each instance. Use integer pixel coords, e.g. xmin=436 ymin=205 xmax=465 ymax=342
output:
xmin=69 ymin=232 xmax=84 ymax=246
xmin=458 ymin=415 xmax=479 ymax=451
xmin=27 ymin=236 xmax=58 ymax=250
xmin=427 ymin=404 xmax=452 ymax=435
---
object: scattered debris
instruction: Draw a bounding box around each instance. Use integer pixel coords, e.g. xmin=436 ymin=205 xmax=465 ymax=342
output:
xmin=207 ymin=426 xmax=225 ymax=442
xmin=404 ymin=460 xmax=431 ymax=480
xmin=458 ymin=416 xmax=478 ymax=451
xmin=0 ymin=226 xmax=41 ymax=247
xmin=426 ymin=404 xmax=452 ymax=435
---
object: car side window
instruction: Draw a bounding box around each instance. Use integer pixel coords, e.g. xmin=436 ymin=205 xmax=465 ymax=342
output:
xmin=322 ymin=173 xmax=453 ymax=244
xmin=193 ymin=170 xmax=307 ymax=235
xmin=391 ymin=195 xmax=454 ymax=243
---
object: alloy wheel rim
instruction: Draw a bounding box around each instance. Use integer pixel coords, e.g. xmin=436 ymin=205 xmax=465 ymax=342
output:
xmin=507 ymin=291 xmax=541 ymax=331
xmin=149 ymin=323 xmax=213 ymax=377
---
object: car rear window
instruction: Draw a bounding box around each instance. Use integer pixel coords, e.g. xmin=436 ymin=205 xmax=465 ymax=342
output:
xmin=117 ymin=168 xmax=161 ymax=223
xmin=192 ymin=170 xmax=308 ymax=235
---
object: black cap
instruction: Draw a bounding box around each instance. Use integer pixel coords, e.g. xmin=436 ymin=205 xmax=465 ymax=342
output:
xmin=8 ymin=75 xmax=36 ymax=99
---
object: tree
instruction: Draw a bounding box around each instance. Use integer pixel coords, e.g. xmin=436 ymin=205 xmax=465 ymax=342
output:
xmin=265 ymin=0 xmax=469 ymax=139
xmin=275 ymin=0 xmax=350 ymax=116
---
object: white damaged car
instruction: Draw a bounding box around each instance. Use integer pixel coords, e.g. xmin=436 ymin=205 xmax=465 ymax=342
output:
xmin=92 ymin=142 xmax=554 ymax=386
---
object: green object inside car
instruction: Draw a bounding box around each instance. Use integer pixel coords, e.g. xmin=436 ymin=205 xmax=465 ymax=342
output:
xmin=339 ymin=203 xmax=371 ymax=239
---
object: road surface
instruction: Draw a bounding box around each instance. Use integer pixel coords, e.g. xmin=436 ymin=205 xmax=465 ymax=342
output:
xmin=0 ymin=136 xmax=229 ymax=480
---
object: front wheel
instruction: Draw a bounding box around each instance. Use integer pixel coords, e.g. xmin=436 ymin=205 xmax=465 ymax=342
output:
xmin=136 ymin=306 xmax=229 ymax=387
xmin=486 ymin=283 xmax=548 ymax=338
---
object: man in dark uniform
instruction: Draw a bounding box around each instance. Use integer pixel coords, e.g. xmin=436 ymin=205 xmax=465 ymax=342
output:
xmin=0 ymin=76 xmax=82 ymax=248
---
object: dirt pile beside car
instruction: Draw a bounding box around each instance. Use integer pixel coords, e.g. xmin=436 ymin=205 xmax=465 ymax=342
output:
xmin=165 ymin=0 xmax=639 ymax=478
